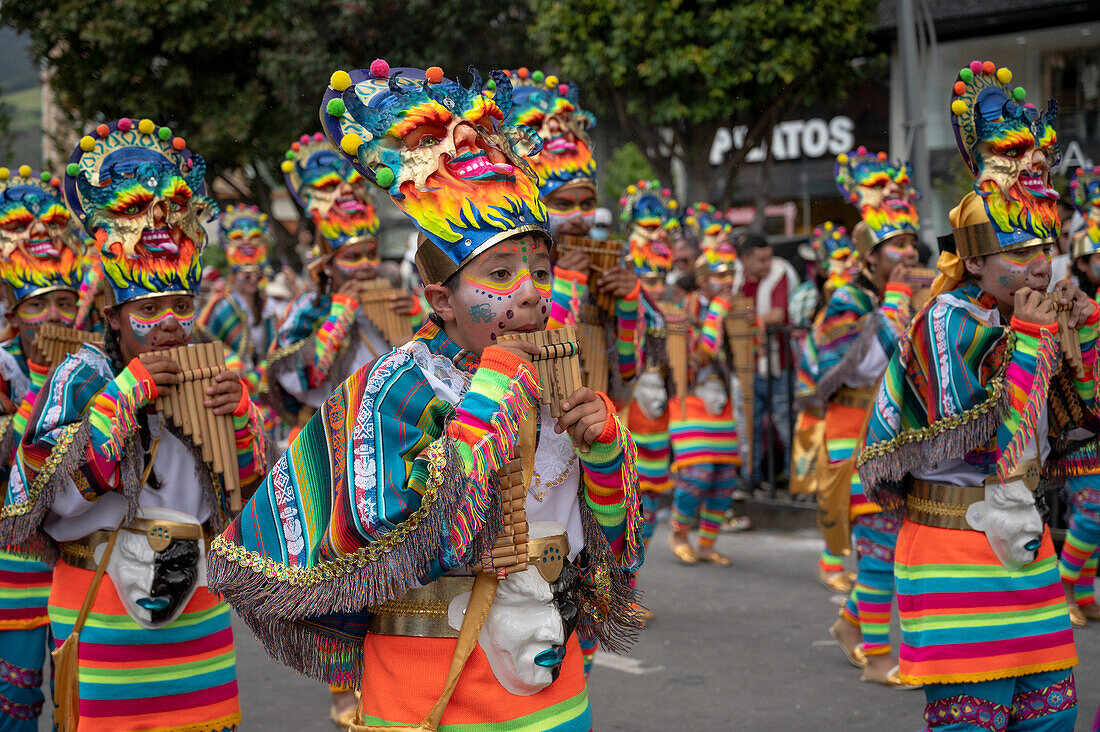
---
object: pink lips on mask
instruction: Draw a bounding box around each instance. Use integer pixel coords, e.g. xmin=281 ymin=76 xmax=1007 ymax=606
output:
xmin=336 ymin=194 xmax=366 ymax=214
xmin=447 ymin=152 xmax=515 ymax=180
xmin=26 ymin=237 xmax=61 ymax=259
xmin=1017 ymin=173 xmax=1058 ymax=199
xmin=141 ymin=228 xmax=180 ymax=254
xmin=884 ymin=197 xmax=910 ymax=210
xmin=543 ymin=137 xmax=578 ymax=154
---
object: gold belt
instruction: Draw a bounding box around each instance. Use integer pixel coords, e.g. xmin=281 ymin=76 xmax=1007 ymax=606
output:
xmin=368 ymin=576 xmax=475 ymax=638
xmin=907 ymin=459 xmax=1042 ymax=531
xmin=60 ymin=519 xmax=206 ymax=571
xmin=831 ymin=386 xmax=875 ymax=411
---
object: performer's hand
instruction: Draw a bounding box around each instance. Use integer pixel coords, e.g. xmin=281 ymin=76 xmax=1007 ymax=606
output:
xmin=596 ymin=266 xmax=638 ymax=299
xmin=1014 ymin=287 xmax=1055 ymax=327
xmin=556 ymin=387 xmax=608 ymax=452
xmin=887 ymin=264 xmax=911 ymax=284
xmin=388 ymin=292 xmax=418 ymax=316
xmin=1050 ymin=279 xmax=1096 ymax=329
xmin=205 ymin=370 xmax=245 ymax=415
xmin=557 ymin=249 xmax=590 ymax=274
xmin=489 ymin=338 xmax=540 ymax=366
xmin=140 ymin=355 xmax=182 ymax=389
xmin=336 ymin=279 xmax=361 ymax=304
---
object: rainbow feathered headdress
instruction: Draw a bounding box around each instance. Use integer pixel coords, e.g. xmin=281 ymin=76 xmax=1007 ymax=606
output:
xmin=1070 ymin=166 xmax=1100 ymax=260
xmin=320 ymin=60 xmax=549 ymax=284
xmin=0 ymin=165 xmax=84 ymax=306
xmin=504 ymin=67 xmax=596 ymax=199
xmin=835 ymin=147 xmax=919 ymax=255
xmin=684 ymin=202 xmax=731 ymax=250
xmin=219 ymin=204 xmax=271 ymax=271
xmin=64 ymin=118 xmax=214 ymax=304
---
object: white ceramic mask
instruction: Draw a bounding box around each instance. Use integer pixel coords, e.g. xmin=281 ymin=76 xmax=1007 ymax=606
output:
xmin=966 ymin=479 xmax=1044 ymax=570
xmin=633 ymin=371 xmax=667 ymax=420
xmin=695 ymin=377 xmax=728 ymax=416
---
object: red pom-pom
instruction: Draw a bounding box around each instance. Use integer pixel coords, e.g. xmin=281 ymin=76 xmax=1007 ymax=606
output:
xmin=49 ymin=177 xmax=60 ymax=187
xmin=96 ymin=124 xmax=109 ymax=137
xmin=518 ymin=67 xmax=529 ymax=79
xmin=558 ymin=84 xmax=569 ymax=95
xmin=953 ymin=81 xmax=966 ymax=96
xmin=299 ymin=134 xmax=310 ymax=144
xmin=117 ymin=118 xmax=132 ymax=132
xmin=370 ymin=59 xmax=390 ymax=78
xmin=877 ymin=151 xmax=888 ymax=161
xmin=969 ymin=60 xmax=982 ymax=74
xmin=850 ymin=193 xmax=859 ymax=203
xmin=982 ymin=61 xmax=995 ymax=74
xmin=291 ymin=142 xmax=301 ymax=152
xmin=857 ymin=145 xmax=867 ymax=154
xmin=172 ymin=137 xmax=186 ymax=151
xmin=426 ymin=67 xmax=443 ymax=83
xmin=313 ymin=132 xmax=324 ymax=141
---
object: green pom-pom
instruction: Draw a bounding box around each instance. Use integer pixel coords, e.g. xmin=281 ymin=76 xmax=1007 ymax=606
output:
xmin=285 ymin=150 xmax=295 ymax=160
xmin=532 ymin=70 xmax=545 ymax=83
xmin=66 ymin=163 xmax=80 ymax=177
xmin=959 ymin=68 xmax=974 ymax=82
xmin=326 ymin=98 xmax=346 ymax=116
xmin=835 ymin=175 xmax=844 ymax=183
xmin=374 ymin=166 xmax=395 ymax=188
xmin=1012 ymin=87 xmax=1026 ymax=101
xmin=40 ymin=171 xmax=50 ymax=182
xmin=487 ymin=79 xmax=496 ymax=91
xmin=158 ymin=126 xmax=171 ymax=140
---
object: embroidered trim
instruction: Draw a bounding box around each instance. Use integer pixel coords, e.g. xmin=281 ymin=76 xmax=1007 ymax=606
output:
xmin=0 ymin=421 xmax=83 ymax=519
xmin=0 ymin=658 xmax=42 ymax=689
xmin=923 ymin=694 xmax=1009 ymax=732
xmin=0 ymin=691 xmax=42 ymax=721
xmin=1010 ymin=674 xmax=1076 ymax=721
xmin=855 ymin=536 xmax=895 ymax=563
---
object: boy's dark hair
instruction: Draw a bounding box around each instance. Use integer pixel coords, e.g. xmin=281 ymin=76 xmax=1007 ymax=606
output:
xmin=736 ymin=232 xmax=770 ymax=258
xmin=427 ymin=268 xmax=463 ymax=327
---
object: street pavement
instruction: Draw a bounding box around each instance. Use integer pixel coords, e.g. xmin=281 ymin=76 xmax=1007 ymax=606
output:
xmin=134 ymin=526 xmax=1100 ymax=730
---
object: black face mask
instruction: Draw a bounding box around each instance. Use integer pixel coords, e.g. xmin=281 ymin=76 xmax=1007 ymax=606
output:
xmin=141 ymin=539 xmax=200 ymax=624
xmin=547 ymin=557 xmax=581 ymax=681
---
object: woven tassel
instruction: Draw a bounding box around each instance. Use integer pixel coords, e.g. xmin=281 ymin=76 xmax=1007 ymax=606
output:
xmin=995 ymin=330 xmax=1058 ymax=483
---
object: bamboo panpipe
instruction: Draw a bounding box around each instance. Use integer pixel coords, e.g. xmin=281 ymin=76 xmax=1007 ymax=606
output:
xmin=140 ymin=343 xmax=241 ymax=511
xmin=36 ymin=324 xmax=103 ymax=369
xmin=724 ymin=296 xmax=756 ymax=472
xmin=904 ymin=267 xmax=936 ymax=311
xmin=498 ymin=326 xmax=584 ymax=419
xmin=576 ymin=304 xmax=609 ymax=396
xmin=558 ymin=234 xmax=624 ymax=315
xmin=658 ymin=304 xmax=690 ymax=417
xmin=356 ymin=280 xmax=410 ymax=347
xmin=1047 ymin=293 xmax=1085 ymax=380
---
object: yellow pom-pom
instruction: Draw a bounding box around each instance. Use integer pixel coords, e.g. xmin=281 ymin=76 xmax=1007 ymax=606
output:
xmin=226 ymin=205 xmax=235 ymax=212
xmin=80 ymin=136 xmax=96 ymax=152
xmin=837 ymin=153 xmax=848 ymax=164
xmin=138 ymin=119 xmax=155 ymax=135
xmin=330 ymin=70 xmax=352 ymax=92
xmin=17 ymin=165 xmax=31 ymax=178
xmin=545 ymin=75 xmax=558 ymax=88
xmin=0 ymin=168 xmax=9 ymax=181
xmin=996 ymin=67 xmax=1012 ymax=84
xmin=259 ymin=213 xmax=268 ymax=221
xmin=951 ymin=99 xmax=968 ymax=116
xmin=627 ymin=185 xmax=637 ymax=195
xmin=668 ymin=200 xmax=678 ymax=210
xmin=341 ymin=133 xmax=363 ymax=156
xmin=280 ymin=160 xmax=294 ymax=173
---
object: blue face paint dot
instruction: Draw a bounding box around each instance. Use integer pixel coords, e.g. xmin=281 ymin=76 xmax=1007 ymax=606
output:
xmin=541 ymin=305 xmax=547 ymax=313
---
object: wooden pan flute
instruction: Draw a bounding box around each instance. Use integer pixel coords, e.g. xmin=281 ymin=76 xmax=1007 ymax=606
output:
xmin=558 ymin=234 xmax=624 ymax=315
xmin=903 ymin=267 xmax=936 ymax=311
xmin=1047 ymin=293 xmax=1085 ymax=380
xmin=658 ymin=304 xmax=690 ymax=418
xmin=498 ymin=325 xmax=584 ymax=419
xmin=36 ymin=324 xmax=103 ymax=369
xmin=724 ymin=296 xmax=756 ymax=472
xmin=355 ymin=279 xmax=409 ymax=347
xmin=576 ymin=304 xmax=609 ymax=397
xmin=139 ymin=342 xmax=241 ymax=511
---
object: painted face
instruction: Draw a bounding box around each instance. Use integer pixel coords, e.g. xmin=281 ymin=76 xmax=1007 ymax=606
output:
xmin=696 ymin=375 xmax=728 ymax=416
xmin=222 ymin=216 xmax=270 ymax=270
xmin=233 ymin=268 xmax=263 ymax=297
xmin=543 ymin=184 xmax=597 ymax=238
xmin=327 ymin=238 xmax=380 ymax=286
xmin=115 ymin=294 xmax=195 ymax=356
xmin=971 ymin=243 xmax=1052 ymax=313
xmin=449 ymin=236 xmax=552 ymax=352
xmin=105 ymin=508 xmax=203 ymax=629
xmin=850 ymin=160 xmax=919 ymax=240
xmin=15 ymin=289 xmax=78 ymax=359
xmin=973 ymin=106 xmax=1059 ymax=244
xmin=0 ymin=186 xmax=83 ymax=303
xmin=966 ymin=480 xmax=1044 ymax=570
xmin=1087 ymin=253 xmax=1100 ymax=286
xmin=633 ymin=370 xmax=667 ymax=420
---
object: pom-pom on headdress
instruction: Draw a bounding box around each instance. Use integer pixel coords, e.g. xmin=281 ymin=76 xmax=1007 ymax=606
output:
xmin=1070 ymin=166 xmax=1100 ymax=260
xmin=504 ymin=67 xmax=596 ymax=199
xmin=948 ymin=61 xmax=1060 ymax=258
xmin=621 ymin=180 xmax=677 ymax=281
xmin=684 ymin=202 xmax=731 ymax=251
xmin=320 ymin=61 xmax=549 ymax=284
xmin=835 ymin=146 xmax=919 ymax=255
xmin=0 ymin=165 xmax=84 ymax=306
xmin=219 ymin=204 xmax=271 ymax=271
xmin=63 ymin=118 xmax=214 ymax=305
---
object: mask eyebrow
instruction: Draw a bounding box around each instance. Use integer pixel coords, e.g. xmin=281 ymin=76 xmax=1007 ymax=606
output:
xmin=388 ymin=101 xmax=452 ymax=140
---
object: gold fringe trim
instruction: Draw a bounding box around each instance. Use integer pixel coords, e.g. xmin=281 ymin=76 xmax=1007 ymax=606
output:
xmin=899 ymin=657 xmax=1077 ymax=686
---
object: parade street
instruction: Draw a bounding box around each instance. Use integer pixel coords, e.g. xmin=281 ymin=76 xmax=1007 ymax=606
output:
xmin=158 ymin=526 xmax=1100 ymax=731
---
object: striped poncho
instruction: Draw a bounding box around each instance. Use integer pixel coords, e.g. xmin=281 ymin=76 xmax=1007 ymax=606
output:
xmin=208 ymin=321 xmax=643 ymax=685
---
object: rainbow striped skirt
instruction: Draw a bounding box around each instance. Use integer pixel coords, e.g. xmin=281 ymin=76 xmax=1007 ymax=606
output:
xmin=49 ymin=560 xmax=240 ymax=732
xmin=895 ymin=519 xmax=1077 ymax=685
xmin=0 ymin=550 xmax=51 ymax=631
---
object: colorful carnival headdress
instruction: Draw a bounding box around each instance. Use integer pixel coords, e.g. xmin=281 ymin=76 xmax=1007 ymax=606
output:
xmin=949 ymin=60 xmax=1059 ymax=258
xmin=0 ymin=165 xmax=84 ymax=306
xmin=835 ymin=146 xmax=919 ymax=255
xmin=807 ymin=221 xmax=854 ymax=265
xmin=684 ymin=202 xmax=731 ymax=251
xmin=622 ymin=180 xmax=676 ymax=281
xmin=504 ymin=67 xmax=596 ymax=199
xmin=320 ymin=60 xmax=549 ymax=284
xmin=64 ymin=118 xmax=214 ymax=304
xmin=218 ymin=204 xmax=271 ymax=271
xmin=1070 ymin=166 xmax=1100 ymax=260
xmin=281 ymin=131 xmax=379 ymax=257
xmin=695 ymin=242 xmax=738 ymax=279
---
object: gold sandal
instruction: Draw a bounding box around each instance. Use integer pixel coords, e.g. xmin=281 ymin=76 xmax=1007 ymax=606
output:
xmin=698 ymin=550 xmax=732 ymax=566
xmin=817 ymin=568 xmax=853 ymax=593
xmin=860 ymin=663 xmax=922 ymax=690
xmin=828 ymin=616 xmax=866 ymax=669
xmin=669 ymin=534 xmax=698 ymax=564
xmin=1068 ymin=604 xmax=1089 ymax=628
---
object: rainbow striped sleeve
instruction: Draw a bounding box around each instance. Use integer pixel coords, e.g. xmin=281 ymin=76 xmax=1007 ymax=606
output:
xmin=197 ymin=295 xmax=246 ymax=357
xmin=577 ymin=392 xmax=641 ymax=570
xmin=407 ymin=295 xmax=427 ymax=332
xmin=311 ymin=293 xmax=359 ymax=387
xmin=876 ymin=282 xmax=912 ymax=356
xmin=10 ymin=362 xmax=49 ymax=449
xmin=548 ymin=268 xmax=587 ymax=329
xmin=85 ymin=359 xmax=159 ymax=483
xmin=231 ymin=387 xmax=268 ymax=487
xmin=615 ymin=282 xmax=641 ymax=383
xmin=1069 ymin=303 xmax=1100 ymax=408
xmin=697 ymin=296 xmax=731 ymax=360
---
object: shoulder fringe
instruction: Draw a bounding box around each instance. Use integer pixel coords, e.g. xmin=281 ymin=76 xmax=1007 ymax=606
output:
xmin=799 ymin=313 xmax=881 ymax=412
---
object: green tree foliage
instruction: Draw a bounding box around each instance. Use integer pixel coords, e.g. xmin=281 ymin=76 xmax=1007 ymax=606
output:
xmin=531 ymin=0 xmax=879 ymax=205
xmin=600 ymin=142 xmax=655 ymax=211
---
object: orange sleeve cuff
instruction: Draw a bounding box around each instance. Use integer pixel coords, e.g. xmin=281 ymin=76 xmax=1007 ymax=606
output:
xmin=127 ymin=357 xmax=159 ymax=401
xmin=555 ymin=268 xmax=588 ymax=286
xmin=1010 ymin=315 xmax=1058 ymax=338
xmin=594 ymin=391 xmax=619 ymax=444
xmin=885 ymin=282 xmax=912 ymax=297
